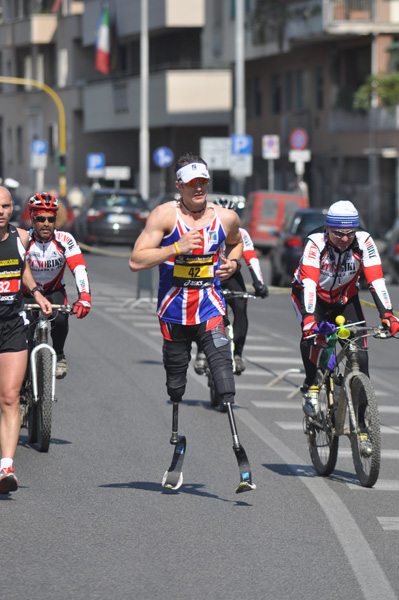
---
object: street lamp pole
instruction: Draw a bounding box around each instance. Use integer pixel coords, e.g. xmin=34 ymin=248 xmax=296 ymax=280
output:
xmin=0 ymin=76 xmax=66 ymax=196
xmin=140 ymin=0 xmax=149 ymax=201
xmin=234 ymin=0 xmax=245 ymax=195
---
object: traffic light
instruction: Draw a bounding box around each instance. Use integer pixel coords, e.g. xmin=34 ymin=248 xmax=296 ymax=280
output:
xmin=58 ymin=153 xmax=67 ymax=174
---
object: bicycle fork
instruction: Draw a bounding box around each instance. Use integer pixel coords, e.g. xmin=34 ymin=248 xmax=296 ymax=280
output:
xmin=334 ymin=371 xmax=360 ymax=437
xmin=30 ymin=343 xmax=57 ymax=403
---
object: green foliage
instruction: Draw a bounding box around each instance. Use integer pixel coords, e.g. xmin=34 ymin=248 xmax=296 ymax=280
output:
xmin=353 ymin=73 xmax=399 ymax=111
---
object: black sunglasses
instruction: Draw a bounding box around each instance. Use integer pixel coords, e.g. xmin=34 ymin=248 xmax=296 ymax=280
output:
xmin=330 ymin=229 xmax=356 ymax=239
xmin=34 ymin=216 xmax=56 ymax=223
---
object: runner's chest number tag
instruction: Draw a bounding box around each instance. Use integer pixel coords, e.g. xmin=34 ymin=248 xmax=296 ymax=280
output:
xmin=173 ymin=254 xmax=214 ymax=289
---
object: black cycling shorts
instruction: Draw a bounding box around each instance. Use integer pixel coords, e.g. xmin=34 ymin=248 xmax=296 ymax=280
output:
xmin=0 ymin=313 xmax=28 ymax=353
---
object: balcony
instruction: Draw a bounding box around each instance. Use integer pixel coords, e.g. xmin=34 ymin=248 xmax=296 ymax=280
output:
xmin=329 ymin=106 xmax=399 ymax=132
xmin=83 ymin=69 xmax=232 ymax=132
xmin=12 ymin=14 xmax=57 ymax=46
xmin=82 ymin=0 xmax=205 ymax=46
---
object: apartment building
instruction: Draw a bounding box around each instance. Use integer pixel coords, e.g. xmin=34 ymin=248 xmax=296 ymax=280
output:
xmin=0 ymin=0 xmax=398 ymax=234
xmin=202 ymin=0 xmax=399 ymax=235
xmin=0 ymin=0 xmax=232 ymax=200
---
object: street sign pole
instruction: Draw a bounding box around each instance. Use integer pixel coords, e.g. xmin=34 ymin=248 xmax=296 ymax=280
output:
xmin=262 ymin=135 xmax=280 ymax=192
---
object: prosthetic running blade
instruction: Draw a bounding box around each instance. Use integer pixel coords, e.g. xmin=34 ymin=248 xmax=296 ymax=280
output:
xmin=162 ymin=435 xmax=186 ymax=491
xmin=233 ymin=444 xmax=256 ymax=494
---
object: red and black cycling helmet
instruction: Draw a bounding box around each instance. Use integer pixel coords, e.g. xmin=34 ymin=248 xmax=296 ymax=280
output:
xmin=28 ymin=192 xmax=59 ymax=216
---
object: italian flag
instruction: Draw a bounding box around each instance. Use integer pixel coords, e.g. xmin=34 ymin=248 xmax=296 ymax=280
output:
xmin=95 ymin=6 xmax=110 ymax=75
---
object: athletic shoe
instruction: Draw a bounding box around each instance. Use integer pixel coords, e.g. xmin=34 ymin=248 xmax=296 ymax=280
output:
xmin=234 ymin=355 xmax=245 ymax=375
xmin=359 ymin=433 xmax=372 ymax=457
xmin=194 ymin=352 xmax=207 ymax=375
xmin=302 ymin=385 xmax=319 ymax=417
xmin=56 ymin=356 xmax=67 ymax=379
xmin=0 ymin=467 xmax=18 ymax=494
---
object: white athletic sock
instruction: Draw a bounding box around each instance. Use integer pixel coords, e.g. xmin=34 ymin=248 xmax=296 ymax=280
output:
xmin=1 ymin=458 xmax=13 ymax=470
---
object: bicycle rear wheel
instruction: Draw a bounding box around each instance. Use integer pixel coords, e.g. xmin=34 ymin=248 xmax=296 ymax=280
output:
xmin=307 ymin=378 xmax=339 ymax=477
xmin=350 ymin=373 xmax=381 ymax=488
xmin=36 ymin=348 xmax=53 ymax=452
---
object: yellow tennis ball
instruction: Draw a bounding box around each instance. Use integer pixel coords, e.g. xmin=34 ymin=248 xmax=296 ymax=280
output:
xmin=335 ymin=315 xmax=345 ymax=326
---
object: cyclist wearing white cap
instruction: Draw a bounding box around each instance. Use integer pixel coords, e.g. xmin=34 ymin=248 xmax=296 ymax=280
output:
xmin=292 ymin=200 xmax=399 ymax=417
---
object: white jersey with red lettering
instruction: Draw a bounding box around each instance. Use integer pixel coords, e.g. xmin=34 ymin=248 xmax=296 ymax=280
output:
xmin=293 ymin=228 xmax=392 ymax=314
xmin=241 ymin=227 xmax=264 ymax=283
xmin=25 ymin=229 xmax=90 ymax=295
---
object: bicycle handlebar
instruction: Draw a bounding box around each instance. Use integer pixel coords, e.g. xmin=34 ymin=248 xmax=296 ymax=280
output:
xmin=221 ymin=290 xmax=257 ymax=299
xmin=24 ymin=303 xmax=72 ymax=314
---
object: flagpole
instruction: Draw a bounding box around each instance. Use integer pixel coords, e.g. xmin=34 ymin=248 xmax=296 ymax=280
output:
xmin=140 ymin=0 xmax=149 ymax=201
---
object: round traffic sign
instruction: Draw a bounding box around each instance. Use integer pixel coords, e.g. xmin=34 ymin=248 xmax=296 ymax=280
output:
xmin=289 ymin=128 xmax=308 ymax=150
xmin=153 ymin=146 xmax=174 ymax=168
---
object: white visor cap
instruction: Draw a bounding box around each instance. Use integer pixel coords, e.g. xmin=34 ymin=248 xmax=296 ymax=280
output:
xmin=176 ymin=162 xmax=210 ymax=183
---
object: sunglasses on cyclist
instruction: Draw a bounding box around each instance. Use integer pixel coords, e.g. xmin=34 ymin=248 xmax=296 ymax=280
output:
xmin=184 ymin=178 xmax=210 ymax=188
xmin=330 ymin=229 xmax=356 ymax=239
xmin=34 ymin=216 xmax=56 ymax=223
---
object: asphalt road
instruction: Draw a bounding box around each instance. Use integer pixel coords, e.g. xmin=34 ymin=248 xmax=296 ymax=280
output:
xmin=3 ymin=248 xmax=399 ymax=600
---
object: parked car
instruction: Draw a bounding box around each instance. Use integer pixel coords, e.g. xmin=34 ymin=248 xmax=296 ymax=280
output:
xmin=19 ymin=194 xmax=75 ymax=232
xmin=381 ymin=220 xmax=399 ymax=283
xmin=77 ymin=188 xmax=149 ymax=245
xmin=241 ymin=190 xmax=309 ymax=253
xmin=270 ymin=208 xmax=328 ymax=286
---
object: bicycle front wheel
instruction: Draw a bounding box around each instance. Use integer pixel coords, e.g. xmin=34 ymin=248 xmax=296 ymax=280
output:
xmin=36 ymin=348 xmax=53 ymax=452
xmin=307 ymin=379 xmax=339 ymax=477
xmin=350 ymin=373 xmax=381 ymax=488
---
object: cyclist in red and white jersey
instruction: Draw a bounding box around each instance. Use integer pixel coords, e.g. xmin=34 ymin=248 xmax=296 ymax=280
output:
xmin=23 ymin=192 xmax=91 ymax=378
xmin=292 ymin=200 xmax=399 ymax=417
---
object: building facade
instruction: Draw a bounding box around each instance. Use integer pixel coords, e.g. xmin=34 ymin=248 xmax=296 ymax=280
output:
xmin=0 ymin=0 xmax=398 ymax=234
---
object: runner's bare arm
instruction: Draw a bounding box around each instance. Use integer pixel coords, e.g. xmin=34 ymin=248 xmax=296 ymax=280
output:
xmin=216 ymin=210 xmax=243 ymax=280
xmin=129 ymin=205 xmax=203 ymax=271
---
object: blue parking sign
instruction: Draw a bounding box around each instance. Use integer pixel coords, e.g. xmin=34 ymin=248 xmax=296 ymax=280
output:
xmin=31 ymin=140 xmax=47 ymax=155
xmin=231 ymin=134 xmax=253 ymax=155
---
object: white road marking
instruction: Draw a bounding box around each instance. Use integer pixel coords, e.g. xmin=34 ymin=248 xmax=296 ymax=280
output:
xmin=235 ymin=383 xmax=295 ymax=391
xmin=244 ymin=356 xmax=302 ymax=364
xmin=347 ymin=481 xmax=399 ymax=491
xmin=238 ymin=410 xmax=397 ymax=600
xmin=378 ymin=517 xmax=399 ymax=531
xmin=339 ymin=449 xmax=399 ymax=459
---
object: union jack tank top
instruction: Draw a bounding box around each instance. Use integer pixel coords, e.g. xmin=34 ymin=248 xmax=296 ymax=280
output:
xmin=157 ymin=202 xmax=226 ymax=325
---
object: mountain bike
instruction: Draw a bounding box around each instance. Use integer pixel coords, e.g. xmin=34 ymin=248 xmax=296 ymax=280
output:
xmin=206 ymin=289 xmax=257 ymax=412
xmin=304 ymin=316 xmax=396 ymax=487
xmin=20 ymin=303 xmax=72 ymax=452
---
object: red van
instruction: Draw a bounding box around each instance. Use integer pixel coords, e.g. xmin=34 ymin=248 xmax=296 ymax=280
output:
xmin=241 ymin=190 xmax=309 ymax=252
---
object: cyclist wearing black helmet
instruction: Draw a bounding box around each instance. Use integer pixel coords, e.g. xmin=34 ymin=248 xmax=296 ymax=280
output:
xmin=23 ymin=192 xmax=91 ymax=379
xmin=195 ymin=196 xmax=268 ymax=375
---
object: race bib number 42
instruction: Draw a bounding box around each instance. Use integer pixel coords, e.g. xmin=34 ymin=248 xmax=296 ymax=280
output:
xmin=173 ymin=254 xmax=214 ymax=289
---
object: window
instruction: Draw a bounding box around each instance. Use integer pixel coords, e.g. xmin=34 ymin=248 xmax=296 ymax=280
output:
xmin=271 ymin=73 xmax=281 ymax=114
xmin=16 ymin=126 xmax=23 ymax=164
xmin=36 ymin=53 xmax=44 ymax=83
xmin=315 ymin=66 xmax=324 ymax=110
xmin=24 ymin=55 xmax=32 ymax=90
xmin=230 ymin=0 xmax=252 ymax=18
xmin=254 ymin=76 xmax=262 ymax=116
xmin=57 ymin=49 xmax=68 ymax=88
xmin=285 ymin=71 xmax=292 ymax=112
xmin=48 ymin=122 xmax=58 ymax=157
xmin=295 ymin=70 xmax=303 ymax=110
xmin=6 ymin=127 xmax=12 ymax=164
